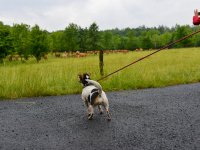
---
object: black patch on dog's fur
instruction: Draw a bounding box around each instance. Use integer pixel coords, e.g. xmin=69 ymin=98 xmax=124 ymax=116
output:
xmin=91 ymin=88 xmax=98 ymax=93
xmin=88 ymin=89 xmax=99 ymax=105
xmin=79 ymin=73 xmax=91 ymax=87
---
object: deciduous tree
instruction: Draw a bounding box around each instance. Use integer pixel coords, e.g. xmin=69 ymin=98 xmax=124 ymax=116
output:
xmin=30 ymin=25 xmax=48 ymax=62
xmin=0 ymin=23 xmax=13 ymax=63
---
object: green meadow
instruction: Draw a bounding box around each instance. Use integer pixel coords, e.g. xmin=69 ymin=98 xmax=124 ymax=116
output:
xmin=1 ymin=47 xmax=200 ymax=99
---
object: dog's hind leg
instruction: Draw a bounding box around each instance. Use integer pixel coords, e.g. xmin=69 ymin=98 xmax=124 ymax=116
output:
xmin=98 ymin=105 xmax=103 ymax=115
xmin=84 ymin=100 xmax=89 ymax=108
xmin=88 ymin=105 xmax=94 ymax=120
xmin=106 ymin=107 xmax=111 ymax=121
xmin=102 ymin=103 xmax=111 ymax=121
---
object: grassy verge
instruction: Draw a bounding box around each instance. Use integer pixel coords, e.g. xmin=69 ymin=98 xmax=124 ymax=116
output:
xmin=0 ymin=48 xmax=200 ymax=99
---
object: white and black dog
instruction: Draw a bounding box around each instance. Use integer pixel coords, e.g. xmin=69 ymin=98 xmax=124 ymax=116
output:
xmin=78 ymin=73 xmax=111 ymax=121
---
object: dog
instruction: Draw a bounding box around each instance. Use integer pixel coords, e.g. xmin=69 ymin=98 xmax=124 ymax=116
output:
xmin=78 ymin=73 xmax=111 ymax=121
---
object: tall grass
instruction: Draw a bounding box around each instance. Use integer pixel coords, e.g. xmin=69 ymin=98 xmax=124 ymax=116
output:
xmin=0 ymin=48 xmax=200 ymax=99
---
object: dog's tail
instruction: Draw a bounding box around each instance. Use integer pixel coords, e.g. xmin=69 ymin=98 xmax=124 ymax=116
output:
xmin=85 ymin=79 xmax=102 ymax=94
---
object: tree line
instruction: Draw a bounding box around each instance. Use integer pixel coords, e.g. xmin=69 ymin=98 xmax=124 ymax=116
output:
xmin=0 ymin=20 xmax=200 ymax=63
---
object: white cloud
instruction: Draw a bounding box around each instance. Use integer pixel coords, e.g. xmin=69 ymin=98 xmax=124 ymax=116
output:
xmin=0 ymin=0 xmax=199 ymax=31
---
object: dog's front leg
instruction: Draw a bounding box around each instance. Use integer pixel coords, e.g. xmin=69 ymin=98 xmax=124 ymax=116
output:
xmin=98 ymin=105 xmax=103 ymax=114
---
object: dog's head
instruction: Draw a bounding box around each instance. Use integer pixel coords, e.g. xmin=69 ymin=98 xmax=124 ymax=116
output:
xmin=78 ymin=73 xmax=91 ymax=87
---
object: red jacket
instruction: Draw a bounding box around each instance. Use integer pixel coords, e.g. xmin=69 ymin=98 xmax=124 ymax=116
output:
xmin=193 ymin=16 xmax=200 ymax=25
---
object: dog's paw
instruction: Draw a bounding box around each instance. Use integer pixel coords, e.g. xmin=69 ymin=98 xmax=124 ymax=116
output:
xmin=107 ymin=117 xmax=111 ymax=121
xmin=88 ymin=114 xmax=93 ymax=120
xmin=107 ymin=113 xmax=111 ymax=121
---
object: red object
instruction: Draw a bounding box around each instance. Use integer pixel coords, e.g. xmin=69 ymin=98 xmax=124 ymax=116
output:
xmin=193 ymin=16 xmax=200 ymax=25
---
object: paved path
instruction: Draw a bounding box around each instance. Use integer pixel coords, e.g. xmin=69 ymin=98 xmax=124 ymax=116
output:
xmin=0 ymin=83 xmax=200 ymax=150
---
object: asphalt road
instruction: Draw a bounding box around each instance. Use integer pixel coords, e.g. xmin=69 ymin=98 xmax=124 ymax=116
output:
xmin=0 ymin=83 xmax=200 ymax=150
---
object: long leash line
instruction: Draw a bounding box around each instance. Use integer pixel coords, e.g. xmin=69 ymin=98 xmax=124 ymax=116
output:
xmin=97 ymin=29 xmax=200 ymax=82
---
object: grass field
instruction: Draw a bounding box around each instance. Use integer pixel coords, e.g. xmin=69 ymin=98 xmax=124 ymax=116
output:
xmin=0 ymin=47 xmax=200 ymax=99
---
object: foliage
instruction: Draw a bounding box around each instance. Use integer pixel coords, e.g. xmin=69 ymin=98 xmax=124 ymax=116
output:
xmin=0 ymin=20 xmax=200 ymax=61
xmin=63 ymin=23 xmax=80 ymax=51
xmin=11 ymin=23 xmax=30 ymax=60
xmin=30 ymin=25 xmax=48 ymax=62
xmin=0 ymin=22 xmax=13 ymax=63
xmin=101 ymin=31 xmax=114 ymax=50
xmin=78 ymin=27 xmax=88 ymax=52
xmin=48 ymin=31 xmax=64 ymax=52
xmin=88 ymin=22 xmax=100 ymax=50
xmin=174 ymin=25 xmax=193 ymax=48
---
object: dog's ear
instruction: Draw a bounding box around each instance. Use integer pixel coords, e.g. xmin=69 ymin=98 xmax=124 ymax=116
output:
xmin=84 ymin=73 xmax=90 ymax=80
xmin=88 ymin=73 xmax=91 ymax=78
xmin=78 ymin=74 xmax=83 ymax=82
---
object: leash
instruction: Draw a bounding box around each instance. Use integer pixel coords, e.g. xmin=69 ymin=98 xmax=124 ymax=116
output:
xmin=97 ymin=29 xmax=200 ymax=82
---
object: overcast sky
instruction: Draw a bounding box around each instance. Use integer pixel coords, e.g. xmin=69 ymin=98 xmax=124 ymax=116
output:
xmin=0 ymin=0 xmax=199 ymax=31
